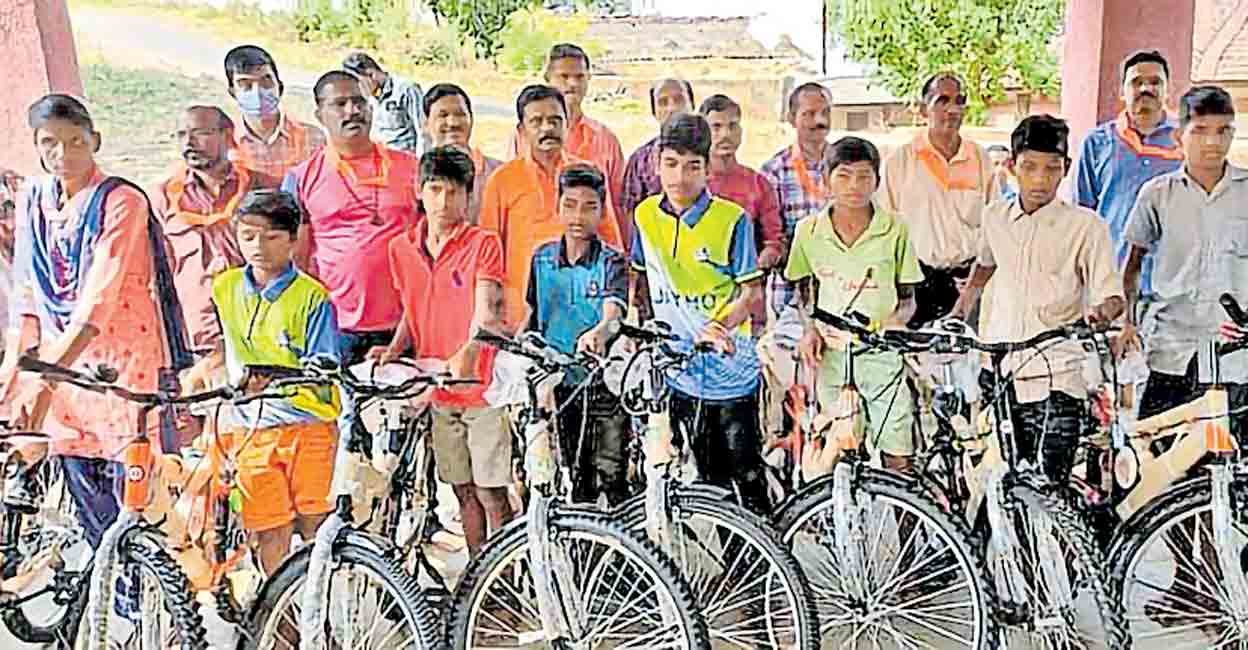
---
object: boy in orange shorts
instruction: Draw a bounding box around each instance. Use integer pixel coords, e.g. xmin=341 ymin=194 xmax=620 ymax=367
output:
xmin=184 ymin=189 xmax=342 ymax=573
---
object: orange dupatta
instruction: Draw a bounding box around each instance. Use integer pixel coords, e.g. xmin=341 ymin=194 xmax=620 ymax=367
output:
xmin=914 ymin=134 xmax=982 ymax=192
xmin=325 ymin=143 xmax=392 ymax=187
xmin=164 ymin=162 xmax=253 ymax=226
xmin=1113 ymin=112 xmax=1184 ymax=161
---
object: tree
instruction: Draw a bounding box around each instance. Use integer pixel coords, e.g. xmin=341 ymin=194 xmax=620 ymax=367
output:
xmin=828 ymin=0 xmax=1064 ymax=124
xmin=428 ymin=0 xmax=543 ymax=61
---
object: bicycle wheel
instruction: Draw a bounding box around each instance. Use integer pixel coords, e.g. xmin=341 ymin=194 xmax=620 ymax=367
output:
xmin=775 ymin=467 xmax=997 ymax=649
xmin=1109 ymin=477 xmax=1248 ymax=649
xmin=114 ymin=532 xmax=209 ymax=650
xmin=243 ymin=534 xmax=442 ymax=650
xmin=447 ymin=509 xmax=711 ymax=649
xmin=989 ymin=474 xmax=1130 ymax=650
xmin=617 ymin=488 xmax=820 ymax=650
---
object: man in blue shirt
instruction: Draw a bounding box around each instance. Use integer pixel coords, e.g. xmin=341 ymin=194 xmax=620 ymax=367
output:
xmin=526 ymin=163 xmax=629 ymax=504
xmin=1073 ymin=49 xmax=1183 ymax=300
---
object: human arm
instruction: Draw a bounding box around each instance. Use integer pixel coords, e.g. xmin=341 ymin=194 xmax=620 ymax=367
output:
xmin=1082 ymin=221 xmax=1126 ymax=330
xmin=1073 ymin=134 xmax=1101 ymax=211
xmin=576 ymin=252 xmax=628 ymax=355
xmin=697 ymin=215 xmax=764 ymax=353
xmin=755 ymin=174 xmax=786 ymax=269
xmin=1117 ymin=186 xmax=1161 ymax=350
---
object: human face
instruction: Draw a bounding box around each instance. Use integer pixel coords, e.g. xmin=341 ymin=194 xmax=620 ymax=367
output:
xmin=426 ymin=94 xmax=474 ymax=148
xmin=176 ymin=109 xmax=230 ymax=171
xmin=657 ymin=148 xmax=707 ymax=209
xmin=790 ymin=89 xmax=831 ymax=149
xmin=230 ymin=64 xmax=281 ymax=98
xmin=235 ymin=214 xmax=295 ymax=276
xmin=522 ymin=98 xmax=566 ymax=156
xmin=922 ymin=77 xmax=966 ymax=136
xmin=1122 ymin=62 xmax=1168 ymax=127
xmin=988 ymin=149 xmax=1010 ymax=172
xmin=558 ymin=185 xmax=604 ymax=241
xmin=316 ymin=79 xmax=372 ymax=146
xmin=546 ymin=57 xmax=590 ymax=114
xmin=356 ymin=70 xmax=384 ymax=97
xmin=34 ymin=118 xmax=98 ymax=181
xmin=1177 ymin=113 xmax=1235 ymax=173
xmin=653 ymin=80 xmax=691 ymax=125
xmin=705 ymin=108 xmax=742 ymax=159
xmin=1011 ymin=150 xmax=1067 ymax=211
xmin=827 ymin=160 xmax=877 ymax=210
xmin=420 ymin=177 xmax=469 ymax=227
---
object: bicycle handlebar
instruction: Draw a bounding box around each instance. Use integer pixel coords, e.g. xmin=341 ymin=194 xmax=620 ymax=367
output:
xmin=810 ymin=308 xmax=1102 ymax=356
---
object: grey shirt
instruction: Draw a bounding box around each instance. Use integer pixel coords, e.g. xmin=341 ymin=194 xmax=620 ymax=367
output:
xmin=370 ymin=74 xmax=426 ymax=155
xmin=1125 ymin=165 xmax=1248 ymax=383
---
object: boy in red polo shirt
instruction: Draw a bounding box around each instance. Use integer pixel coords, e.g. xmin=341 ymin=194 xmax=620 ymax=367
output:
xmin=369 ymin=146 xmax=512 ymax=556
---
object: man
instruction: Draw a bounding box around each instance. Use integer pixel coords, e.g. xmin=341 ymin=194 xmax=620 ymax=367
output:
xmin=987 ymin=144 xmax=1017 ymax=202
xmin=224 ymin=45 xmax=326 ymax=179
xmin=281 ymin=71 xmax=421 ymax=365
xmin=152 ymin=106 xmax=278 ymax=357
xmin=786 ymin=137 xmax=923 ymax=471
xmin=342 ymin=52 xmax=426 ymax=156
xmin=481 ymin=84 xmax=623 ymax=328
xmin=507 ymin=44 xmax=626 ymax=242
xmin=423 ymin=83 xmax=502 ymax=225
xmin=879 ymin=73 xmax=996 ymax=327
xmin=761 ymin=82 xmax=835 ymax=317
xmin=370 ymin=146 xmax=512 ymax=557
xmin=619 ymin=78 xmax=695 ymax=234
xmin=630 ymin=113 xmax=768 ymax=514
xmin=526 ymin=164 xmax=629 ymax=505
xmin=952 ymin=115 xmax=1123 ymax=483
xmin=1074 ymin=50 xmax=1182 ymax=301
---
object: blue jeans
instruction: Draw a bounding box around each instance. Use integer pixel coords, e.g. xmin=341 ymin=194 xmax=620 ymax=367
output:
xmin=60 ymin=456 xmax=139 ymax=618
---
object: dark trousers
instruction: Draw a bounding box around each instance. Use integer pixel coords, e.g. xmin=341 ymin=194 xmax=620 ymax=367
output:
xmin=553 ymin=381 xmax=629 ymax=506
xmin=1140 ymin=354 xmax=1248 ymax=446
xmin=668 ymin=389 xmax=769 ymax=515
xmin=61 ymin=456 xmax=122 ymax=550
xmin=909 ymin=262 xmax=972 ymax=329
xmin=338 ymin=329 xmax=397 ymax=367
xmin=981 ymin=372 xmax=1085 ymax=484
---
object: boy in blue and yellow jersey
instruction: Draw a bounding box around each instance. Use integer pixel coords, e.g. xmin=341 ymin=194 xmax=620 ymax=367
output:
xmin=630 ymin=113 xmax=768 ymax=514
xmin=525 ymin=163 xmax=629 ymax=505
xmin=184 ymin=188 xmax=341 ymax=575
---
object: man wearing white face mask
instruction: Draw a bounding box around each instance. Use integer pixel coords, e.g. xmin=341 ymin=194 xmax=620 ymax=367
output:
xmin=224 ymin=45 xmax=326 ymax=179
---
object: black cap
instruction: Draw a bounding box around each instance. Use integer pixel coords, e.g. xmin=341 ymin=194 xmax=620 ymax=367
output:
xmin=1011 ymin=114 xmax=1070 ymax=158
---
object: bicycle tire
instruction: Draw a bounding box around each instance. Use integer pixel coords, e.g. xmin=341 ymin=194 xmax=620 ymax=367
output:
xmin=775 ymin=467 xmax=998 ymax=650
xmin=616 ymin=489 xmax=820 ymax=650
xmin=1004 ymin=474 xmax=1131 ymax=650
xmin=121 ymin=532 xmax=209 ymax=650
xmin=446 ymin=509 xmax=711 ymax=650
xmin=242 ymin=534 xmax=443 ymax=650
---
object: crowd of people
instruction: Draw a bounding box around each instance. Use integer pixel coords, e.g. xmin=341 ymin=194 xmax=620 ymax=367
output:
xmin=0 ymin=42 xmax=1242 ymax=603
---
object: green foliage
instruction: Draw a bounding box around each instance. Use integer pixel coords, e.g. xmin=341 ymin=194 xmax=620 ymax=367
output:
xmin=497 ymin=8 xmax=604 ymax=74
xmin=427 ymin=0 xmax=542 ymax=61
xmin=828 ymin=0 xmax=1064 ymax=124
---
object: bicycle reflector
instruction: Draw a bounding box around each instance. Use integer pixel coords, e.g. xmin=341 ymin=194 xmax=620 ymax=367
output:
xmin=1205 ymin=421 xmax=1236 ymax=454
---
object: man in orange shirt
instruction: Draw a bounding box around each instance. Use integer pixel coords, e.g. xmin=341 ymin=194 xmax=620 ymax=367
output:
xmin=481 ymin=84 xmax=622 ymax=327
xmin=224 ymin=45 xmax=326 ymax=179
xmin=506 ymin=44 xmax=627 ymax=243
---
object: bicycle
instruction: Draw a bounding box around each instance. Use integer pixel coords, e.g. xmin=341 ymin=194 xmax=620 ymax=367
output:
xmin=446 ymin=328 xmax=712 ymax=650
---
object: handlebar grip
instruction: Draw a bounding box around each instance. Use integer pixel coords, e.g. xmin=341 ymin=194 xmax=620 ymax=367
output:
xmin=618 ymin=322 xmax=677 ymax=342
xmin=1222 ymin=293 xmax=1248 ymax=327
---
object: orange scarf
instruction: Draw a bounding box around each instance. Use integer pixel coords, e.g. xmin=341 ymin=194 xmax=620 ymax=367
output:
xmin=791 ymin=144 xmax=829 ymax=202
xmin=914 ymin=134 xmax=982 ymax=192
xmin=326 ymin=143 xmax=392 ymax=187
xmin=1113 ymin=111 xmax=1183 ymax=161
xmin=469 ymin=147 xmax=486 ymax=177
xmin=164 ymin=162 xmax=252 ymax=226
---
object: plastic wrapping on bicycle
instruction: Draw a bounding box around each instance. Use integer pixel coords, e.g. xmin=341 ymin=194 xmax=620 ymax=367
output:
xmin=474 ymin=328 xmax=588 ymax=372
xmin=350 ymin=358 xmax=476 ymax=398
xmin=811 ymin=308 xmax=1110 ymax=356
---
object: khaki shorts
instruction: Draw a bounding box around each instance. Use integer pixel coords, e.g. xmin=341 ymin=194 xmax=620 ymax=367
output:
xmin=816 ymin=348 xmax=916 ymax=457
xmin=431 ymin=405 xmax=512 ymax=488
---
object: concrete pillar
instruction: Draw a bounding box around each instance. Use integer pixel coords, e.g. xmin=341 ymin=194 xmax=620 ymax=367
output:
xmin=1060 ymin=0 xmax=1194 ymax=145
xmin=0 ymin=0 xmax=84 ymax=175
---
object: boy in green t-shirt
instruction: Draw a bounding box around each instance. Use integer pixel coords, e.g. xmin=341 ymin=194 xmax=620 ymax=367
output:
xmin=784 ymin=136 xmax=924 ymax=472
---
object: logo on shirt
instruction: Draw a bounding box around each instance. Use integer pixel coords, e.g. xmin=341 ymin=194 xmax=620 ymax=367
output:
xmin=451 ymin=270 xmax=464 ymax=288
xmin=693 ymin=247 xmax=712 ymax=264
xmin=585 ymin=280 xmax=601 ymax=298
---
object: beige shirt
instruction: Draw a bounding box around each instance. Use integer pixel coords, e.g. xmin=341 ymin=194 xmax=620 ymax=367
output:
xmin=978 ymin=199 xmax=1122 ymax=402
xmin=879 ymin=132 xmax=996 ymax=268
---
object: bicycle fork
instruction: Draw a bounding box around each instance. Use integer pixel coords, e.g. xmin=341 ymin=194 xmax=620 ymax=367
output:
xmin=527 ymin=492 xmax=586 ymax=643
xmin=1211 ymin=464 xmax=1248 ymax=630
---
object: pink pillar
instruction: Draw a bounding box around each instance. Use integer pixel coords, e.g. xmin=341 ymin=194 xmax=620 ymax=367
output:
xmin=0 ymin=0 xmax=84 ymax=175
xmin=1060 ymin=0 xmax=1194 ymax=145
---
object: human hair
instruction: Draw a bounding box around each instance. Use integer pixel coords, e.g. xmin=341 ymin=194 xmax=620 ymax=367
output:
xmin=1179 ymin=85 xmax=1235 ymax=127
xmin=558 ymin=163 xmax=607 ymax=203
xmin=234 ymin=189 xmax=301 ymax=236
xmin=419 ymin=146 xmax=475 ymax=193
xmin=1121 ymin=49 xmax=1170 ymax=84
xmin=341 ymin=52 xmax=382 ymax=76
xmin=314 ymin=70 xmax=361 ymax=105
xmin=649 ymin=79 xmax=694 ymax=116
xmin=28 ymin=94 xmax=95 ymax=134
xmin=546 ymin=43 xmax=590 ymax=71
xmin=186 ymin=105 xmax=235 ymax=132
xmin=920 ymin=72 xmax=963 ymax=102
xmin=224 ymin=45 xmax=283 ymax=91
xmin=699 ymin=93 xmax=741 ymax=117
xmin=658 ymin=113 xmax=712 ymax=161
xmin=1010 ymin=114 xmax=1070 ymax=160
xmin=986 ymin=144 xmax=1009 ymax=155
xmin=827 ymin=136 xmax=881 ymax=179
xmin=787 ymin=82 xmax=832 ymax=117
xmin=515 ymin=84 xmax=567 ymax=124
xmin=423 ymin=83 xmax=474 ymax=119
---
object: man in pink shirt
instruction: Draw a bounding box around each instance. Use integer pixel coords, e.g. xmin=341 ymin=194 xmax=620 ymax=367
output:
xmin=282 ymin=71 xmax=421 ymax=364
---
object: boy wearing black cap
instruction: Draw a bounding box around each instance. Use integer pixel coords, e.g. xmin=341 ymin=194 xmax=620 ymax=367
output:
xmin=952 ymin=115 xmax=1124 ymax=483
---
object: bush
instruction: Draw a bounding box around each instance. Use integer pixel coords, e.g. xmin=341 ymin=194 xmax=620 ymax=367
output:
xmin=428 ymin=0 xmax=540 ymax=61
xmin=497 ymin=8 xmax=605 ymax=74
xmin=292 ymin=0 xmax=407 ymax=50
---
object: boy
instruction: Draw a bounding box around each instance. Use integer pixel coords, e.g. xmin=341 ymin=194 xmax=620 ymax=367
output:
xmin=953 ymin=115 xmax=1124 ymax=483
xmin=630 ymin=113 xmax=768 ymax=514
xmin=525 ymin=163 xmax=629 ymax=505
xmin=187 ymin=188 xmax=342 ymax=574
xmin=370 ymin=146 xmax=512 ymax=557
xmin=785 ymin=136 xmax=924 ymax=472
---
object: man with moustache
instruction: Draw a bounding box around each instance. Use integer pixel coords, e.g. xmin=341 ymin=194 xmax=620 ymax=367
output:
xmin=152 ymin=106 xmax=277 ymax=359
xmin=422 ymin=83 xmax=502 ymax=225
xmin=619 ymin=78 xmax=695 ymax=239
xmin=281 ymin=71 xmax=421 ymax=365
xmin=225 ymin=45 xmax=326 ymax=179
